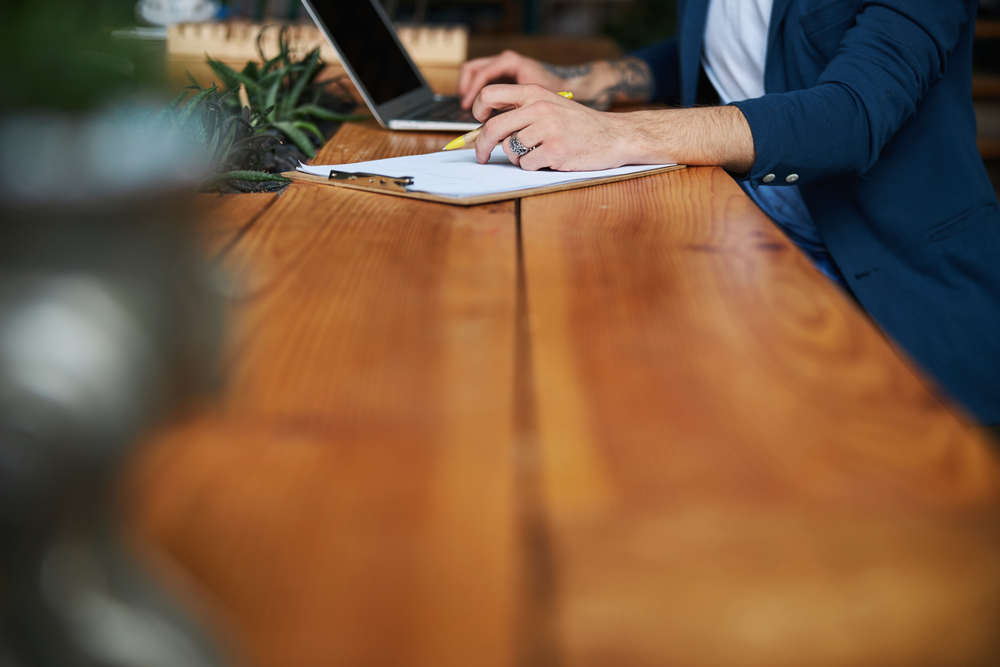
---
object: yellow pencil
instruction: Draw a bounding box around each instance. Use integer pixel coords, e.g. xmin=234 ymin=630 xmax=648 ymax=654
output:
xmin=442 ymin=92 xmax=573 ymax=151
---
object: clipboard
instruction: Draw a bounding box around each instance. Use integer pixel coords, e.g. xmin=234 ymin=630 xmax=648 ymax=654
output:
xmin=282 ymin=163 xmax=686 ymax=206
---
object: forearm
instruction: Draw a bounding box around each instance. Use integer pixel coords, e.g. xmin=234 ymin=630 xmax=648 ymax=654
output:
xmin=470 ymin=86 xmax=755 ymax=173
xmin=614 ymin=106 xmax=756 ymax=173
xmin=544 ymin=57 xmax=654 ymax=109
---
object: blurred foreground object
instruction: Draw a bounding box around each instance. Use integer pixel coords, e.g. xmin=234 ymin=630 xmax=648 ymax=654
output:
xmin=0 ymin=111 xmax=232 ymax=667
xmin=0 ymin=2 xmax=239 ymax=664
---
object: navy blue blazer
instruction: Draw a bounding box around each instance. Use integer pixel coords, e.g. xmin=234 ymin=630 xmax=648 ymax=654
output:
xmin=633 ymin=0 xmax=1000 ymax=424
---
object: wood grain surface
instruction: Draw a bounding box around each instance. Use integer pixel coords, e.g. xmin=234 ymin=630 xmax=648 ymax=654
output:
xmin=194 ymin=192 xmax=280 ymax=259
xmin=519 ymin=168 xmax=1000 ymax=666
xmin=123 ymin=122 xmax=1000 ymax=667
xmin=312 ymin=120 xmax=454 ymax=164
xmin=126 ymin=124 xmax=522 ymax=667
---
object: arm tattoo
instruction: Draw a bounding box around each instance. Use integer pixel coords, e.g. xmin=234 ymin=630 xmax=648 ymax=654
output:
xmin=542 ymin=63 xmax=594 ymax=79
xmin=585 ymin=57 xmax=654 ymax=110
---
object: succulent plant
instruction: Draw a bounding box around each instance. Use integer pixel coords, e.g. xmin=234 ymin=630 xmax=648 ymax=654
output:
xmin=153 ymin=83 xmax=291 ymax=192
xmin=205 ymin=25 xmax=366 ymax=159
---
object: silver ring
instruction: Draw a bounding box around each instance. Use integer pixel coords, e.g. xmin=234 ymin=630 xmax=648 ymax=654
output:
xmin=509 ymin=132 xmax=532 ymax=157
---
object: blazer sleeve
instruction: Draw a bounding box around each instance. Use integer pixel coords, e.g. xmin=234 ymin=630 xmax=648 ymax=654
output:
xmin=629 ymin=38 xmax=681 ymax=106
xmin=731 ymin=0 xmax=976 ymax=189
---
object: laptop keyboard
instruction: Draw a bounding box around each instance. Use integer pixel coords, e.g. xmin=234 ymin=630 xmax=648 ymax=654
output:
xmin=407 ymin=98 xmax=476 ymax=122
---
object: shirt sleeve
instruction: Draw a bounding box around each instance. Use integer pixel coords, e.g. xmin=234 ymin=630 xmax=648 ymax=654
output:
xmin=730 ymin=0 xmax=976 ymax=189
xmin=629 ymin=38 xmax=681 ymax=106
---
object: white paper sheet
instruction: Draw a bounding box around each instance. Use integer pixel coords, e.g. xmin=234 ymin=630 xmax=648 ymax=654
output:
xmin=297 ymin=146 xmax=674 ymax=199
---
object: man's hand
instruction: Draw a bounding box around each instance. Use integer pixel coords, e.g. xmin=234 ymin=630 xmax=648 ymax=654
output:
xmin=458 ymin=50 xmax=568 ymax=109
xmin=472 ymin=84 xmax=634 ymax=170
xmin=458 ymin=51 xmax=655 ymax=110
xmin=470 ymin=83 xmax=757 ymax=174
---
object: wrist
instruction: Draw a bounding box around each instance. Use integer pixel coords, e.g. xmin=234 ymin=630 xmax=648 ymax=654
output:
xmin=540 ymin=61 xmax=601 ymax=96
xmin=573 ymin=58 xmax=654 ymax=109
xmin=616 ymin=106 xmax=756 ymax=171
xmin=608 ymin=111 xmax=653 ymax=166
xmin=571 ymin=61 xmax=614 ymax=101
xmin=610 ymin=111 xmax=667 ymax=165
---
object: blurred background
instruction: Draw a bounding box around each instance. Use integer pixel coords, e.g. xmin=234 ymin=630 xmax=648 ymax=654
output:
xmin=217 ymin=0 xmax=676 ymax=45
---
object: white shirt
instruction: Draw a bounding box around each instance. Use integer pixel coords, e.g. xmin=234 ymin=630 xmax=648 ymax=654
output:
xmin=700 ymin=0 xmax=844 ymax=284
xmin=702 ymin=0 xmax=773 ymax=105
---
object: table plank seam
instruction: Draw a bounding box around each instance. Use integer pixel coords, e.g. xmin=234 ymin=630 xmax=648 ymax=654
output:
xmin=513 ymin=199 xmax=563 ymax=667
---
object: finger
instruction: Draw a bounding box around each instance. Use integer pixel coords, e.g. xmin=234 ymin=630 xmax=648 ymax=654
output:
xmin=502 ymin=129 xmax=541 ymax=170
xmin=461 ymin=51 xmax=534 ymax=108
xmin=517 ymin=145 xmax=550 ymax=172
xmin=511 ymin=124 xmax=542 ymax=154
xmin=461 ymin=59 xmax=523 ymax=109
xmin=458 ymin=55 xmax=501 ymax=99
xmin=473 ymin=98 xmax=560 ymax=163
xmin=474 ymin=105 xmax=538 ymax=163
xmin=500 ymin=127 xmax=546 ymax=168
xmin=471 ymin=84 xmax=549 ymax=122
xmin=478 ymin=133 xmax=526 ymax=166
xmin=500 ymin=134 xmax=521 ymax=168
xmin=474 ymin=123 xmax=517 ymax=164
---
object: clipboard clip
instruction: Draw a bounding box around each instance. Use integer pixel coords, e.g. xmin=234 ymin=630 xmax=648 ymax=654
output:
xmin=328 ymin=170 xmax=414 ymax=192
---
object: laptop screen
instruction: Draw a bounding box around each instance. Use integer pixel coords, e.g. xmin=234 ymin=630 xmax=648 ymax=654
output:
xmin=307 ymin=0 xmax=424 ymax=105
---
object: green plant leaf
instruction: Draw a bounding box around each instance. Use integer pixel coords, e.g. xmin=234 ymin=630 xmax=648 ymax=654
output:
xmin=233 ymin=105 xmax=252 ymax=143
xmin=214 ymin=121 xmax=237 ymax=163
xmin=257 ymin=67 xmax=288 ymax=92
xmin=218 ymin=85 xmax=240 ymax=105
xmin=206 ymin=57 xmax=263 ymax=96
xmin=217 ymin=110 xmax=262 ymax=166
xmin=271 ymin=120 xmax=316 ymax=159
xmin=167 ymin=89 xmax=189 ymax=110
xmin=278 ymin=25 xmax=293 ymax=70
xmin=205 ymin=123 xmax=223 ymax=160
xmin=256 ymin=25 xmax=272 ymax=64
xmin=202 ymin=104 xmax=219 ymax=143
xmin=283 ymin=47 xmax=322 ymax=116
xmin=205 ymin=57 xmax=238 ymax=89
xmin=240 ymin=60 xmax=259 ymax=80
xmin=178 ymin=84 xmax=216 ymax=127
xmin=205 ymin=170 xmax=290 ymax=183
xmin=264 ymin=76 xmax=281 ymax=123
xmin=293 ymin=120 xmax=324 ymax=142
xmin=165 ymin=103 xmax=184 ymax=134
xmin=259 ymin=50 xmax=283 ymax=78
xmin=292 ymin=104 xmax=369 ymax=122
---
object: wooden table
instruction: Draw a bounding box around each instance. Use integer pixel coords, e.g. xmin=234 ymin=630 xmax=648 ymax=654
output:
xmin=123 ymin=120 xmax=1000 ymax=667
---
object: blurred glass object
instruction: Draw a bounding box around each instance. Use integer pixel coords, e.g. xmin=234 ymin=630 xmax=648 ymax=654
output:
xmin=0 ymin=108 xmax=232 ymax=667
xmin=0 ymin=2 xmax=236 ymax=664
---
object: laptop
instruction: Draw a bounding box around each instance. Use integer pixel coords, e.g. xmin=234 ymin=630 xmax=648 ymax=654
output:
xmin=299 ymin=0 xmax=480 ymax=131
